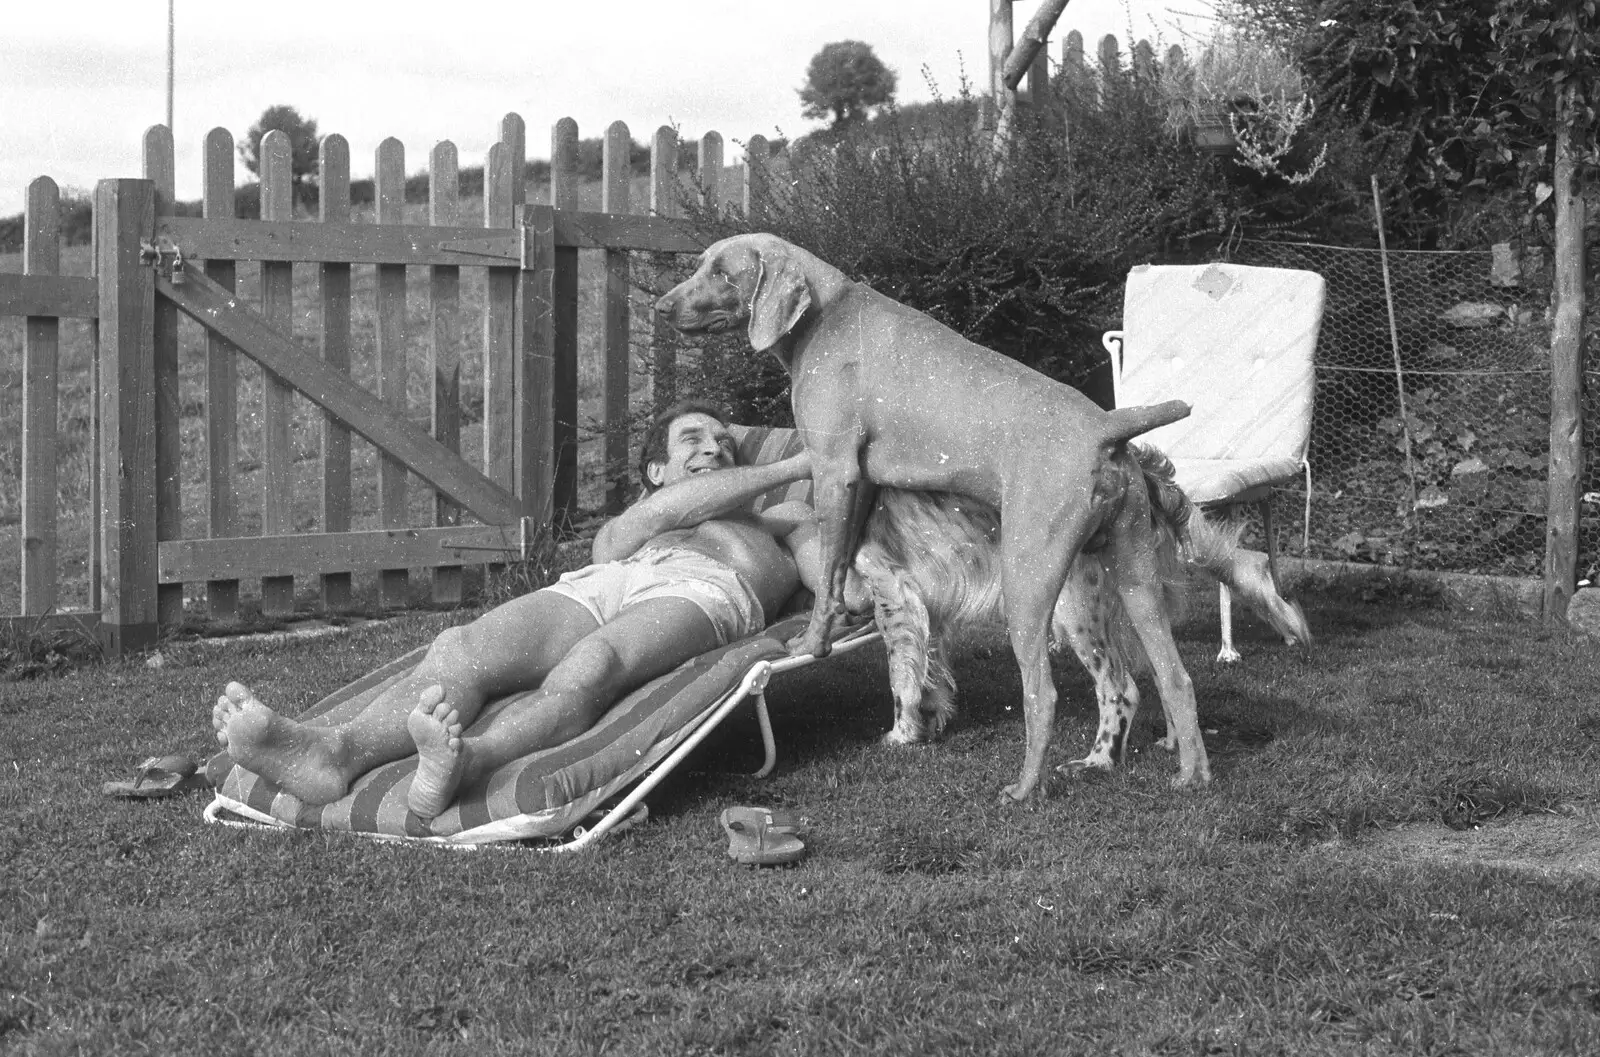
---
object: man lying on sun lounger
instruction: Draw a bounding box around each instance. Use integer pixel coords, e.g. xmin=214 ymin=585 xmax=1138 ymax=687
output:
xmin=211 ymin=398 xmax=818 ymax=820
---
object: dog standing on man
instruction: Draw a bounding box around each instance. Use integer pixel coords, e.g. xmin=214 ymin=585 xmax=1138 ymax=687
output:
xmin=657 ymin=233 xmax=1271 ymax=799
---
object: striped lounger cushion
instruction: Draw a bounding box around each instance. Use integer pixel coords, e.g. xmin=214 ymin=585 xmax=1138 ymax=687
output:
xmin=208 ymin=425 xmax=811 ymax=844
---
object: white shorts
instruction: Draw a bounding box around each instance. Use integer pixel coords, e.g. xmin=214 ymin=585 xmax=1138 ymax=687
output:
xmin=542 ymin=546 xmax=765 ymax=646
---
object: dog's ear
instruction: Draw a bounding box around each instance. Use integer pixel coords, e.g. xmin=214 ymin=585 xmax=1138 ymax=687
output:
xmin=747 ymin=254 xmax=812 ymax=352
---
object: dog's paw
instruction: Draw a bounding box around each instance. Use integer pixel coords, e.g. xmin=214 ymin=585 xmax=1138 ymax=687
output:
xmin=998 ymin=779 xmax=1042 ymax=804
xmin=1055 ymin=757 xmax=1114 ymax=779
xmin=785 ymin=631 xmax=832 ymax=659
xmin=1169 ymin=768 xmax=1212 ymax=791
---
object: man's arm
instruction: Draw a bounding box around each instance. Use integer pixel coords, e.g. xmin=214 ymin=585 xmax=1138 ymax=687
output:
xmin=592 ymin=452 xmax=812 ymax=563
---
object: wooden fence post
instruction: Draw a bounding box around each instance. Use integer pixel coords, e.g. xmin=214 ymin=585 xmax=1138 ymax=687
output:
xmin=203 ymin=127 xmax=241 ymax=620
xmin=375 ymin=136 xmax=409 ymax=608
xmin=484 ymin=140 xmax=517 ymax=492
xmin=551 ymin=117 xmax=581 ymax=528
xmin=430 ymin=139 xmax=465 ymax=605
xmin=22 ymin=176 xmax=60 ymax=616
xmin=514 ymin=109 xmax=553 ymax=529
xmin=499 ymin=112 xmax=535 ymax=518
xmin=95 ymin=178 xmax=158 ymax=654
xmin=259 ymin=130 xmax=295 ymax=616
xmin=144 ymin=124 xmax=185 ymax=630
xmin=602 ymin=120 xmax=633 ymax=514
xmin=698 ymin=132 xmax=723 ymax=212
xmin=319 ymin=133 xmax=354 ymax=612
xmin=1544 ymin=85 xmax=1587 ymax=623
xmin=650 ymin=125 xmax=680 ymax=415
xmin=743 ymin=135 xmax=768 ymax=223
xmin=517 ymin=199 xmax=556 ymax=530
xmin=143 ymin=126 xmax=183 ymax=624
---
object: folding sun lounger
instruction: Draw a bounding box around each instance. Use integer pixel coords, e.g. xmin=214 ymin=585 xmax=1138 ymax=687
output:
xmin=203 ymin=425 xmax=882 ymax=849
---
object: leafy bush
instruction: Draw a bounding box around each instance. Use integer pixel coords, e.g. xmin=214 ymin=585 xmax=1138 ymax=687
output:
xmin=657 ymin=63 xmax=1344 ymax=419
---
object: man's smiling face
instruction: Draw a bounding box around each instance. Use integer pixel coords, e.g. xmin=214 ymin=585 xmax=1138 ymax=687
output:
xmin=648 ymin=411 xmax=736 ymax=489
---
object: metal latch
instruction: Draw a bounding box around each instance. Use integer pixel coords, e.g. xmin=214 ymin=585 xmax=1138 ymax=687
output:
xmin=139 ymin=235 xmax=186 ymax=284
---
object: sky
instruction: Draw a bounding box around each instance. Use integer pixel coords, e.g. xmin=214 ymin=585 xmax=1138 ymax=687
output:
xmin=0 ymin=0 xmax=1214 ymax=217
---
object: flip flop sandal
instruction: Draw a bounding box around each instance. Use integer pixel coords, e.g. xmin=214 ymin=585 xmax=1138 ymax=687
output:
xmin=720 ymin=806 xmax=807 ymax=866
xmin=101 ymin=754 xmax=212 ymax=799
xmin=720 ymin=805 xmax=808 ymax=837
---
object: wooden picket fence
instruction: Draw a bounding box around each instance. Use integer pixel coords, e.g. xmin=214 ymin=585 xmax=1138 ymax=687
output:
xmin=0 ymin=114 xmax=777 ymax=654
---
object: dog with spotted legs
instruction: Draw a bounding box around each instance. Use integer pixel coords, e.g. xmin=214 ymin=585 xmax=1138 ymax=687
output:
xmin=850 ymin=447 xmax=1309 ymax=766
xmin=657 ymin=233 xmax=1222 ymax=798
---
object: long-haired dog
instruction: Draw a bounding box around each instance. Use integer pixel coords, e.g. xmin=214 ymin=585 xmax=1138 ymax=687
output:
xmin=847 ymin=445 xmax=1309 ymax=772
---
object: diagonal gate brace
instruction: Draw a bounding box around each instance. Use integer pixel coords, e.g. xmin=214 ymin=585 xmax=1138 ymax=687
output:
xmin=156 ymin=268 xmax=528 ymax=527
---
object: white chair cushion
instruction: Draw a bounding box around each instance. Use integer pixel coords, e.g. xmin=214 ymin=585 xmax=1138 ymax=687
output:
xmin=1166 ymin=456 xmax=1306 ymax=506
xmin=1116 ymin=263 xmax=1322 ymax=469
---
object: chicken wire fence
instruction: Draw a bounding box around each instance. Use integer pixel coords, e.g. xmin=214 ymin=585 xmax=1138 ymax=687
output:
xmin=1214 ymin=238 xmax=1596 ymax=581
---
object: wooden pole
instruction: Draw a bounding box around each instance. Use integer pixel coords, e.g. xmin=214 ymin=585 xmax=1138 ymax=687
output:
xmin=375 ymin=136 xmax=409 ymax=608
xmin=650 ymin=125 xmax=680 ymax=415
xmin=203 ymin=126 xmax=241 ymax=620
xmin=988 ymin=0 xmax=1014 ymax=146
xmin=22 ymin=177 xmax=61 ymax=616
xmin=1371 ymin=176 xmax=1420 ymax=516
xmin=430 ymin=138 xmax=465 ymax=606
xmin=95 ymin=178 xmax=159 ymax=655
xmin=551 ymin=118 xmax=581 ymax=528
xmin=743 ymin=134 xmax=769 ymax=222
xmin=143 ymin=124 xmax=184 ymax=629
xmin=1003 ymin=0 xmax=1072 ymax=89
xmin=166 ymin=0 xmax=174 ymax=137
xmin=1544 ymin=84 xmax=1587 ymax=623
xmin=318 ymin=132 xmax=353 ymax=612
xmin=601 ymin=120 xmax=632 ymax=514
xmin=259 ymin=130 xmax=295 ymax=616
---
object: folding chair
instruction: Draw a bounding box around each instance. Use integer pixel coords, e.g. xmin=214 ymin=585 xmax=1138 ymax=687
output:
xmin=1103 ymin=262 xmax=1323 ymax=661
xmin=203 ymin=426 xmax=882 ymax=848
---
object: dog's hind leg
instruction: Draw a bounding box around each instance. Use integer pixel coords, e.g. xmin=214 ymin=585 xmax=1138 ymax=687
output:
xmin=997 ymin=517 xmax=1086 ymax=803
xmin=1114 ymin=572 xmax=1209 ymax=789
xmin=1053 ymin=559 xmax=1143 ymax=776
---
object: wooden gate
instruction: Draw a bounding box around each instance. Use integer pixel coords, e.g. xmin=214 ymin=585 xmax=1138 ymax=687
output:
xmin=3 ymin=115 xmax=769 ymax=654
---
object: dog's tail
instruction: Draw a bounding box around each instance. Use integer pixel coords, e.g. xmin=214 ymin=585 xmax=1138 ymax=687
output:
xmin=1182 ymin=509 xmax=1312 ymax=646
xmin=1103 ymin=400 xmax=1191 ymax=448
xmin=1122 ymin=442 xmax=1310 ymax=648
xmin=1128 ymin=442 xmax=1195 ymax=629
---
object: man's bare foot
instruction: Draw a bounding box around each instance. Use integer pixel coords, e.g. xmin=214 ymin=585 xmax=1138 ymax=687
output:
xmin=210 ymin=682 xmax=352 ymax=805
xmin=406 ymin=686 xmax=467 ymax=820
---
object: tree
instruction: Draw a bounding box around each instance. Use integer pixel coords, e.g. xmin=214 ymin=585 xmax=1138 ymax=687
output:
xmin=1489 ymin=0 xmax=1600 ymax=623
xmin=239 ymin=105 xmax=320 ymax=195
xmin=799 ymin=41 xmax=897 ymax=128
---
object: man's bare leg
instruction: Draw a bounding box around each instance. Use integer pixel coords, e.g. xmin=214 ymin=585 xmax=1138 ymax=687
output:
xmin=213 ymin=589 xmax=599 ymax=804
xmin=406 ymin=597 xmax=722 ymax=818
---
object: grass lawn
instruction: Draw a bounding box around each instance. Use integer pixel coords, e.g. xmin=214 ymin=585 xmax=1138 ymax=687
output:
xmin=4 ymin=584 xmax=1600 ymax=1054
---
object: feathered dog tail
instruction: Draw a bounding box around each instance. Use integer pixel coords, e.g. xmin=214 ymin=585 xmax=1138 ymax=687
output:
xmin=1128 ymin=443 xmax=1196 ymax=631
xmin=1130 ymin=442 xmax=1310 ymax=646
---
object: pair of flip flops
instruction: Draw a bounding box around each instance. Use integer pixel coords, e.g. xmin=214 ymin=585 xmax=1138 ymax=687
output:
xmin=720 ymin=806 xmax=808 ymax=866
xmin=101 ymin=754 xmax=212 ymax=799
